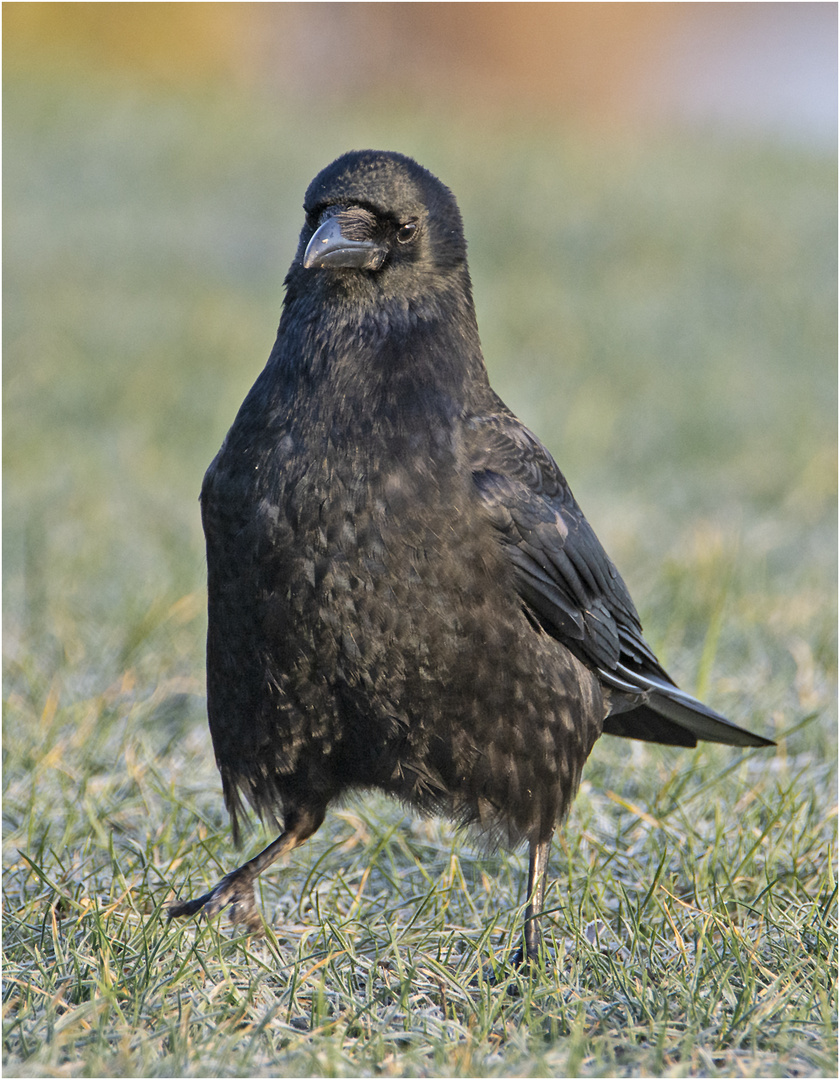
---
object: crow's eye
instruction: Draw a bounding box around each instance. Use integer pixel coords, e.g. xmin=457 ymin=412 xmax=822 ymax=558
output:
xmin=397 ymin=221 xmax=418 ymax=244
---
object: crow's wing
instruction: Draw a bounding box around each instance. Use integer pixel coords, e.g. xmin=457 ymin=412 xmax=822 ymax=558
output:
xmin=466 ymin=405 xmax=773 ymax=749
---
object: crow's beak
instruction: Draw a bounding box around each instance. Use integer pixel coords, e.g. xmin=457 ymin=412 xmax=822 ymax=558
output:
xmin=303 ymin=216 xmax=386 ymax=270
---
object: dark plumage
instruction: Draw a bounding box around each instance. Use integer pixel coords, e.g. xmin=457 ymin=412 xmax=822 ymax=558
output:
xmin=169 ymin=150 xmax=774 ymax=962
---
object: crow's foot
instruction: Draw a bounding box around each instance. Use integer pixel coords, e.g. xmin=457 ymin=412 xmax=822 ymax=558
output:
xmin=168 ymin=867 xmax=262 ymax=935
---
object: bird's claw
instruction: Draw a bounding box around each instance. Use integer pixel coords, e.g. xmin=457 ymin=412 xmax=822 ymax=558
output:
xmin=168 ymin=868 xmax=263 ymax=935
xmin=508 ymin=944 xmax=552 ymax=971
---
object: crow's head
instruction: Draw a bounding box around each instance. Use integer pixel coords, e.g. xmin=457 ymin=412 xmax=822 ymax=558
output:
xmin=287 ymin=151 xmax=470 ymax=307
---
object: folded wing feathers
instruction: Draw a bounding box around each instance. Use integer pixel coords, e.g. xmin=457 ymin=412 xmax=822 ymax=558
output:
xmin=470 ymin=422 xmax=774 ymax=750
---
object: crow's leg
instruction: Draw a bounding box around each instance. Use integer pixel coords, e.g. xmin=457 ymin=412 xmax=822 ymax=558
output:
xmin=512 ymin=831 xmax=553 ymax=966
xmin=168 ymin=806 xmax=324 ymax=934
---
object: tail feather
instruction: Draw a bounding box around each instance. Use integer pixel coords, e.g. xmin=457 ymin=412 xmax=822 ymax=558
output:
xmin=600 ymin=664 xmax=775 ymax=749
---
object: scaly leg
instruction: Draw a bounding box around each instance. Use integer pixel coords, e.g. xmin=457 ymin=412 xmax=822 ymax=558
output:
xmin=168 ymin=807 xmax=324 ymax=934
xmin=519 ymin=831 xmax=553 ymax=964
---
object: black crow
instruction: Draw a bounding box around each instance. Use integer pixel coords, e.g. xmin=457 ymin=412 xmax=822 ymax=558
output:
xmin=169 ymin=150 xmax=774 ymax=963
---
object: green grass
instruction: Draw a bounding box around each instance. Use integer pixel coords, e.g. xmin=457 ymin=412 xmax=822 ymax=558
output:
xmin=3 ymin=72 xmax=837 ymax=1077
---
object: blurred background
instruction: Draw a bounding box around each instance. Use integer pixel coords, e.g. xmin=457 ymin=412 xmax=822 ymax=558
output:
xmin=3 ymin=6 xmax=837 ymax=1070
xmin=3 ymin=0 xmax=836 ymax=905
xmin=4 ymin=3 xmax=837 ymax=141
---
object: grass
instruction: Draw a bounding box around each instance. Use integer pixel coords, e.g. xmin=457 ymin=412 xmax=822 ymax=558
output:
xmin=3 ymin=70 xmax=837 ymax=1077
